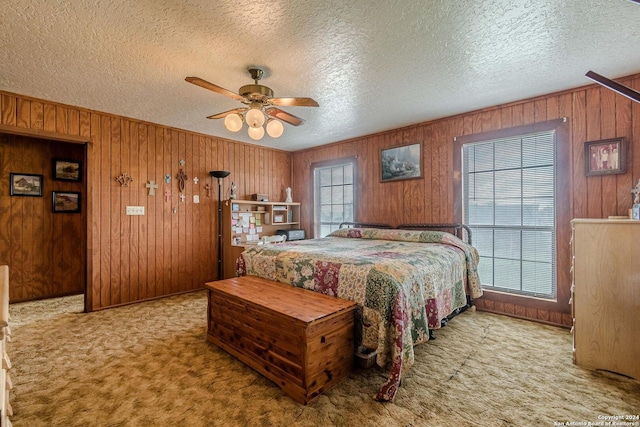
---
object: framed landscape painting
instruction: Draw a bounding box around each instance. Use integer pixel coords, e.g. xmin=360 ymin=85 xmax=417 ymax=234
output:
xmin=380 ymin=143 xmax=423 ymax=182
xmin=10 ymin=173 xmax=43 ymax=196
xmin=52 ymin=191 xmax=81 ymax=213
xmin=53 ymin=159 xmax=82 ymax=181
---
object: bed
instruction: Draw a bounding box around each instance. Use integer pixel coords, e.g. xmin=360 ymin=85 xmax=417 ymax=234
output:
xmin=236 ymin=224 xmax=482 ymax=401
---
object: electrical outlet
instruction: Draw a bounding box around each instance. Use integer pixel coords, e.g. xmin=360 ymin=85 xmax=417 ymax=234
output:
xmin=126 ymin=206 xmax=145 ymax=215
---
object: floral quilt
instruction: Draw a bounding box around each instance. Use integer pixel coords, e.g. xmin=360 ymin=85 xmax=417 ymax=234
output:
xmin=236 ymin=228 xmax=482 ymax=401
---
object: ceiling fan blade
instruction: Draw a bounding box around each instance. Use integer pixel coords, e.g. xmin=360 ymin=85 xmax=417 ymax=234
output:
xmin=270 ymin=97 xmax=319 ymax=107
xmin=185 ymin=77 xmax=244 ymax=101
xmin=265 ymin=108 xmax=305 ymax=126
xmin=206 ymin=108 xmax=247 ymax=119
xmin=585 ymin=71 xmax=640 ymax=104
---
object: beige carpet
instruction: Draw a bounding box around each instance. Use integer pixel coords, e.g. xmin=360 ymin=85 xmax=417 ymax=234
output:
xmin=7 ymin=291 xmax=640 ymax=427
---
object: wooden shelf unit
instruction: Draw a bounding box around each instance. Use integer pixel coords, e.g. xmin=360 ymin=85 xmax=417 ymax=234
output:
xmin=570 ymin=219 xmax=640 ymax=380
xmin=221 ymin=200 xmax=301 ymax=279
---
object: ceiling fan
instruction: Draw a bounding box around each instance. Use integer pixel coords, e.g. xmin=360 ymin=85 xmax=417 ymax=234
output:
xmin=185 ymin=68 xmax=319 ymax=140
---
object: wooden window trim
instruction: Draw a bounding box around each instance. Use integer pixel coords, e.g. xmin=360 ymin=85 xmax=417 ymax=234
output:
xmin=309 ymin=156 xmax=357 ymax=238
xmin=453 ymin=118 xmax=572 ymax=323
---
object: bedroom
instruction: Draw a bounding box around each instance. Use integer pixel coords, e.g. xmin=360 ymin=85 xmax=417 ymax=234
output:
xmin=1 ymin=0 xmax=640 ymax=425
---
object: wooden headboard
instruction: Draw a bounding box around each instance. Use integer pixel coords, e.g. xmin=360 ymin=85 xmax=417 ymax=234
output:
xmin=338 ymin=222 xmax=392 ymax=229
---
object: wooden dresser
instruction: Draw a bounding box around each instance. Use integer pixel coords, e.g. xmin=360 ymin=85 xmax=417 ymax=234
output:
xmin=571 ymin=219 xmax=640 ymax=380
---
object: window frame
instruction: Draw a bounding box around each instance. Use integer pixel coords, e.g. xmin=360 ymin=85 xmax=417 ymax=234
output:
xmin=310 ymin=156 xmax=357 ymax=239
xmin=462 ymin=131 xmax=557 ymax=299
xmin=453 ymin=118 xmax=571 ymax=312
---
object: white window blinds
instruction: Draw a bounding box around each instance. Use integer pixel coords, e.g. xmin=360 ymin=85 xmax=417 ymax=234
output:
xmin=314 ymin=161 xmax=355 ymax=238
xmin=462 ymin=130 xmax=556 ymax=298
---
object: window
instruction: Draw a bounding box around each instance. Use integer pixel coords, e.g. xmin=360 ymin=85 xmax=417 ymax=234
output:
xmin=313 ymin=159 xmax=355 ymax=238
xmin=462 ymin=130 xmax=556 ymax=299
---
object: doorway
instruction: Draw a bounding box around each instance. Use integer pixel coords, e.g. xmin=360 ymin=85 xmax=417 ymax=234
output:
xmin=0 ymin=133 xmax=87 ymax=306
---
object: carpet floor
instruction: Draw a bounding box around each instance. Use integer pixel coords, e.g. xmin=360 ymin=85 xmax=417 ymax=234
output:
xmin=6 ymin=291 xmax=640 ymax=426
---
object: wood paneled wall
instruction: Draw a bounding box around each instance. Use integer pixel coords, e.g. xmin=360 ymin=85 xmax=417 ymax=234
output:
xmin=0 ymin=135 xmax=85 ymax=302
xmin=291 ymin=73 xmax=640 ymax=327
xmin=0 ymin=91 xmax=292 ymax=310
xmin=2 ymin=72 xmax=638 ymax=319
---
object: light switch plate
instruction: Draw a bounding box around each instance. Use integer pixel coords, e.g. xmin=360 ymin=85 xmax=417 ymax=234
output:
xmin=126 ymin=206 xmax=145 ymax=215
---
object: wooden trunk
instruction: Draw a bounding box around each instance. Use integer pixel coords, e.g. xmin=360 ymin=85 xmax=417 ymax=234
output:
xmin=205 ymin=276 xmax=357 ymax=404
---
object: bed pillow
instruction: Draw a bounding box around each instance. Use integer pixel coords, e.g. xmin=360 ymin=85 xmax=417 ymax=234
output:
xmin=329 ymin=227 xmax=447 ymax=244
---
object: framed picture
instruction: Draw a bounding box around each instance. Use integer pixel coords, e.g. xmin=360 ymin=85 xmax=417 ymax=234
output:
xmin=53 ymin=159 xmax=82 ymax=181
xmin=380 ymin=142 xmax=423 ymax=182
xmin=10 ymin=173 xmax=43 ymax=197
xmin=585 ymin=137 xmax=626 ymax=176
xmin=52 ymin=191 xmax=81 ymax=213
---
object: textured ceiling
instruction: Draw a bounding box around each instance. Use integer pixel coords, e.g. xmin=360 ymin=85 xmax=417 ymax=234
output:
xmin=1 ymin=0 xmax=640 ymax=151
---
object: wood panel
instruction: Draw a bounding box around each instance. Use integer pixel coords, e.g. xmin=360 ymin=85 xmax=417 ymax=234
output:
xmin=3 ymin=71 xmax=640 ymax=318
xmin=291 ymin=72 xmax=640 ymax=327
xmin=0 ymin=134 xmax=85 ymax=302
xmin=0 ymin=90 xmax=293 ymax=309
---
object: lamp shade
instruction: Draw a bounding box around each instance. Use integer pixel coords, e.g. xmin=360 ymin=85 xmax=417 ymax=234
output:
xmin=246 ymin=108 xmax=265 ymax=128
xmin=209 ymin=170 xmax=230 ymax=179
xmin=224 ymin=113 xmax=243 ymax=132
xmin=266 ymin=119 xmax=284 ymax=138
xmin=248 ymin=126 xmax=265 ymax=140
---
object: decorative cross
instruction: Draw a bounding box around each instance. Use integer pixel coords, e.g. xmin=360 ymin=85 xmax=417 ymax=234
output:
xmin=205 ymin=183 xmax=212 ymax=197
xmin=164 ymin=173 xmax=171 ymax=184
xmin=164 ymin=190 xmax=171 ymax=202
xmin=193 ymin=177 xmax=199 ymax=185
xmin=145 ymin=180 xmax=159 ymax=196
xmin=176 ymin=169 xmax=188 ymax=192
xmin=632 ymin=179 xmax=640 ymax=205
xmin=179 ymin=159 xmax=185 ymax=166
xmin=115 ymin=173 xmax=133 ymax=187
xmin=179 ymin=193 xmax=186 ymax=203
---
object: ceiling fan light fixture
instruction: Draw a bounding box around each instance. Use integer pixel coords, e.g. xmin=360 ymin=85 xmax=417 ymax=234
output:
xmin=266 ymin=118 xmax=284 ymax=138
xmin=224 ymin=113 xmax=243 ymax=132
xmin=248 ymin=125 xmax=265 ymax=140
xmin=246 ymin=103 xmax=265 ymax=128
xmin=186 ymin=68 xmax=318 ymax=140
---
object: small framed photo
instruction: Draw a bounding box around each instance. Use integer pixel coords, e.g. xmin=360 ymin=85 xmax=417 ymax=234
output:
xmin=10 ymin=173 xmax=43 ymax=197
xmin=53 ymin=159 xmax=82 ymax=181
xmin=52 ymin=191 xmax=81 ymax=213
xmin=585 ymin=137 xmax=626 ymax=176
xmin=380 ymin=142 xmax=423 ymax=182
xmin=273 ymin=214 xmax=284 ymax=223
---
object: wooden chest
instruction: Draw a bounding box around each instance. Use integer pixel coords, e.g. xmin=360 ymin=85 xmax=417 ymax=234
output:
xmin=205 ymin=276 xmax=357 ymax=404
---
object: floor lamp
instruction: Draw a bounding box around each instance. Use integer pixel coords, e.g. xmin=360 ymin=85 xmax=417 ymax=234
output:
xmin=210 ymin=170 xmax=230 ymax=280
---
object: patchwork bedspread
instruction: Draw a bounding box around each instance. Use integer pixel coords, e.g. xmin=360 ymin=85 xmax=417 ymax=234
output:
xmin=236 ymin=228 xmax=482 ymax=401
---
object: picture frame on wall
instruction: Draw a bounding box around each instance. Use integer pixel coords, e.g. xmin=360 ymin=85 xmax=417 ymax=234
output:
xmin=53 ymin=159 xmax=82 ymax=181
xmin=585 ymin=137 xmax=626 ymax=176
xmin=10 ymin=173 xmax=43 ymax=197
xmin=52 ymin=191 xmax=81 ymax=213
xmin=380 ymin=142 xmax=423 ymax=182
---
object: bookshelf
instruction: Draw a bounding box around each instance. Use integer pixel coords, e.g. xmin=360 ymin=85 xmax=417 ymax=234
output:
xmin=221 ymin=200 xmax=301 ymax=279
